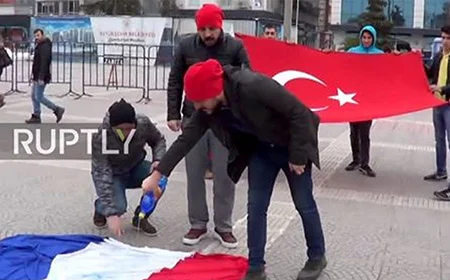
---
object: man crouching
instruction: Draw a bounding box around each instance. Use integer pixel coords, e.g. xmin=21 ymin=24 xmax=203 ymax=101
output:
xmin=91 ymin=98 xmax=166 ymax=237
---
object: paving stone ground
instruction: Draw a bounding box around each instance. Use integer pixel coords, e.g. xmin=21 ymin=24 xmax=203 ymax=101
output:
xmin=1 ymin=78 xmax=450 ymax=280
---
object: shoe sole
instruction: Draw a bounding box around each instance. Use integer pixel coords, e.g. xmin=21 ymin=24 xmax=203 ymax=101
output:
xmin=424 ymin=177 xmax=447 ymax=181
xmin=345 ymin=166 xmax=358 ymax=171
xmin=297 ymin=262 xmax=327 ymax=280
xmin=182 ymin=232 xmax=208 ymax=245
xmin=94 ymin=224 xmax=107 ymax=229
xmin=433 ymin=192 xmax=450 ymax=201
xmin=132 ymin=224 xmax=158 ymax=237
xmin=358 ymin=168 xmax=376 ymax=177
xmin=213 ymin=231 xmax=239 ymax=249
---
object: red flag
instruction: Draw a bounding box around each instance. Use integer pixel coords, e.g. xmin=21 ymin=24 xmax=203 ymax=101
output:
xmin=147 ymin=253 xmax=248 ymax=280
xmin=236 ymin=33 xmax=444 ymax=123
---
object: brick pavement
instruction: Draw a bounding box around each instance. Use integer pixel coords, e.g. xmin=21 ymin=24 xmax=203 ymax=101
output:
xmin=0 ymin=83 xmax=449 ymax=280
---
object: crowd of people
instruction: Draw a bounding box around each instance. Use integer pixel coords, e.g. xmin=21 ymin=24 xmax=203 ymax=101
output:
xmin=1 ymin=3 xmax=450 ymax=280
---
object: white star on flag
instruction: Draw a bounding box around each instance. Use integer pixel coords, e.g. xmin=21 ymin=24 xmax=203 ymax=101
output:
xmin=328 ymin=88 xmax=358 ymax=106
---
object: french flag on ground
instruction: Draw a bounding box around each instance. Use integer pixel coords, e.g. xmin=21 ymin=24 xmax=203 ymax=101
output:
xmin=0 ymin=234 xmax=248 ymax=280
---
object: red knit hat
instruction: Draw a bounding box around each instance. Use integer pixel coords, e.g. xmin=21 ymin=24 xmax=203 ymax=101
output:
xmin=195 ymin=4 xmax=224 ymax=30
xmin=184 ymin=59 xmax=224 ymax=102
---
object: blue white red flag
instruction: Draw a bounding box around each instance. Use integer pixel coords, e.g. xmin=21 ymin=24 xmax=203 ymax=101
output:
xmin=0 ymin=234 xmax=248 ymax=280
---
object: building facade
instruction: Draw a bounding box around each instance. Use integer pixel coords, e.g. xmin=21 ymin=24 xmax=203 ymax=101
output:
xmin=329 ymin=0 xmax=448 ymax=50
xmin=35 ymin=0 xmax=82 ymax=15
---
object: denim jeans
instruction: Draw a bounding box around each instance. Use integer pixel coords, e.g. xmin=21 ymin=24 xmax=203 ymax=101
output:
xmin=31 ymin=81 xmax=57 ymax=115
xmin=94 ymin=160 xmax=151 ymax=217
xmin=432 ymin=105 xmax=450 ymax=176
xmin=247 ymin=142 xmax=326 ymax=269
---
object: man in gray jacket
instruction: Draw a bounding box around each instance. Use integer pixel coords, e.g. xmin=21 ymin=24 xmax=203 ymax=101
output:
xmin=91 ymin=99 xmax=166 ymax=237
xmin=166 ymin=3 xmax=250 ymax=248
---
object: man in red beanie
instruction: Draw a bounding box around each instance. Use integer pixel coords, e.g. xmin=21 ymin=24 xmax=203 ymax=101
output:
xmin=166 ymin=3 xmax=250 ymax=248
xmin=143 ymin=59 xmax=327 ymax=280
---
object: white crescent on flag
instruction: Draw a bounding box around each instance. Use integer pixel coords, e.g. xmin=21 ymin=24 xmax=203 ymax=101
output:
xmin=272 ymin=70 xmax=330 ymax=112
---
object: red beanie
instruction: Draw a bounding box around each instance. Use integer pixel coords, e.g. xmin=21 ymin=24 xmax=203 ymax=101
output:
xmin=195 ymin=4 xmax=224 ymax=30
xmin=184 ymin=59 xmax=224 ymax=102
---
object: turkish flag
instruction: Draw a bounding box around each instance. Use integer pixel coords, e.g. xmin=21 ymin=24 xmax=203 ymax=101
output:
xmin=236 ymin=33 xmax=445 ymax=123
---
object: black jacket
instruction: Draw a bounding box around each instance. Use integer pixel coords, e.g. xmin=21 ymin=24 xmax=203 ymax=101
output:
xmin=425 ymin=52 xmax=450 ymax=100
xmin=167 ymin=32 xmax=251 ymax=121
xmin=157 ymin=65 xmax=320 ymax=183
xmin=32 ymin=38 xmax=52 ymax=84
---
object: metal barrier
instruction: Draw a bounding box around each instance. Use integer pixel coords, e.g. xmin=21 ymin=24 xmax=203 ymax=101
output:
xmin=1 ymin=41 xmax=175 ymax=104
xmin=146 ymin=45 xmax=172 ymax=99
xmin=6 ymin=42 xmax=78 ymax=97
xmin=81 ymin=43 xmax=147 ymax=102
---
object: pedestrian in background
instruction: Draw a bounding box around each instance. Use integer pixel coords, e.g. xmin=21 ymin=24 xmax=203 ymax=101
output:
xmin=0 ymin=36 xmax=12 ymax=108
xmin=25 ymin=29 xmax=65 ymax=123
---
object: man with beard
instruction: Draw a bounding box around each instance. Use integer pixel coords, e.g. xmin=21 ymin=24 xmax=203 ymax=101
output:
xmin=166 ymin=3 xmax=250 ymax=248
xmin=143 ymin=59 xmax=327 ymax=280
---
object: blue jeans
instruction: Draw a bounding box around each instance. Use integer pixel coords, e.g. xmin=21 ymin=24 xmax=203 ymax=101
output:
xmin=433 ymin=105 xmax=450 ymax=176
xmin=31 ymin=81 xmax=57 ymax=115
xmin=247 ymin=143 xmax=326 ymax=269
xmin=94 ymin=160 xmax=151 ymax=217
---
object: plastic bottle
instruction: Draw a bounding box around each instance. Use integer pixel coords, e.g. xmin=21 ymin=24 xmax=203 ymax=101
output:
xmin=138 ymin=176 xmax=168 ymax=219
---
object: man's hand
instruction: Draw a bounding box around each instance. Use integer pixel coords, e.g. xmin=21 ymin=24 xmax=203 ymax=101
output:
xmin=38 ymin=79 xmax=45 ymax=86
xmin=142 ymin=170 xmax=163 ymax=198
xmin=392 ymin=50 xmax=401 ymax=55
xmin=322 ymin=48 xmax=332 ymax=53
xmin=151 ymin=161 xmax=160 ymax=171
xmin=106 ymin=215 xmax=123 ymax=237
xmin=167 ymin=120 xmax=181 ymax=132
xmin=430 ymin=85 xmax=441 ymax=93
xmin=289 ymin=163 xmax=305 ymax=175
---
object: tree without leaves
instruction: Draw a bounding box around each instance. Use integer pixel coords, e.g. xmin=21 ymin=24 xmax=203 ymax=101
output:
xmin=82 ymin=0 xmax=142 ymax=15
xmin=356 ymin=0 xmax=393 ymax=49
xmin=430 ymin=2 xmax=450 ymax=28
xmin=159 ymin=0 xmax=178 ymax=16
xmin=343 ymin=37 xmax=361 ymax=50
xmin=391 ymin=5 xmax=405 ymax=27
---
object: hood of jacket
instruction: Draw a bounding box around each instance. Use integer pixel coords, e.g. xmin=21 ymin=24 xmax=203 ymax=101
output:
xmin=348 ymin=25 xmax=383 ymax=54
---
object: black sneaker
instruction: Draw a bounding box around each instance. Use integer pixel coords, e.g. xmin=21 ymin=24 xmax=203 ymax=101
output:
xmin=345 ymin=161 xmax=360 ymax=171
xmin=433 ymin=187 xmax=450 ymax=201
xmin=25 ymin=114 xmax=41 ymax=124
xmin=297 ymin=257 xmax=327 ymax=280
xmin=54 ymin=107 xmax=65 ymax=123
xmin=244 ymin=267 xmax=267 ymax=280
xmin=132 ymin=216 xmax=157 ymax=237
xmin=93 ymin=212 xmax=107 ymax=229
xmin=359 ymin=165 xmax=376 ymax=177
xmin=424 ymin=172 xmax=448 ymax=181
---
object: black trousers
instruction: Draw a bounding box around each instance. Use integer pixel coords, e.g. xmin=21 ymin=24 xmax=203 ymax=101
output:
xmin=349 ymin=121 xmax=372 ymax=166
